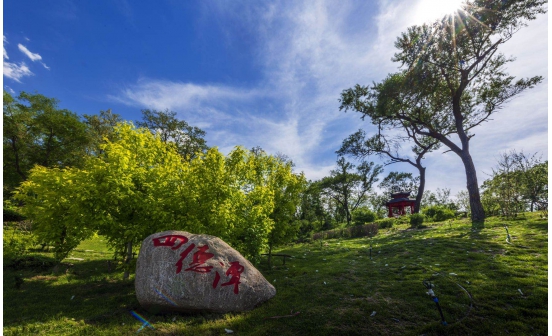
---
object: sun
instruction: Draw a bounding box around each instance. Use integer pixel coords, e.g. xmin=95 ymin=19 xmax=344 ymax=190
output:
xmin=413 ymin=0 xmax=466 ymax=24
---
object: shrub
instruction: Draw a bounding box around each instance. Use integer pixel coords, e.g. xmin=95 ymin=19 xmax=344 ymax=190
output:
xmin=311 ymin=223 xmax=378 ymax=241
xmin=349 ymin=223 xmax=378 ymax=238
xmin=423 ymin=206 xmax=456 ymax=222
xmin=410 ymin=213 xmax=425 ymax=228
xmin=376 ymin=218 xmax=395 ymax=229
xmin=352 ymin=208 xmax=377 ymax=226
xmin=395 ymin=215 xmax=411 ymax=225
xmin=3 ymin=224 xmax=37 ymax=261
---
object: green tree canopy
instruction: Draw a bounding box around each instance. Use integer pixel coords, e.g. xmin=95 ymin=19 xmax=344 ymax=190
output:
xmin=320 ymin=157 xmax=383 ymax=226
xmin=4 ymin=91 xmax=90 ymax=195
xmin=15 ymin=166 xmax=95 ymax=261
xmin=16 ymin=123 xmax=304 ymax=275
xmin=136 ymin=109 xmax=208 ymax=160
xmin=82 ymin=108 xmax=123 ymax=156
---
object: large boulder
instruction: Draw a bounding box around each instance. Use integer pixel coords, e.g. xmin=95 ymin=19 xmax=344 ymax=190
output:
xmin=135 ymin=230 xmax=276 ymax=313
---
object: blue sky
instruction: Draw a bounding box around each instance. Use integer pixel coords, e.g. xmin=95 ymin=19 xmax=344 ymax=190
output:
xmin=3 ymin=0 xmax=548 ymax=197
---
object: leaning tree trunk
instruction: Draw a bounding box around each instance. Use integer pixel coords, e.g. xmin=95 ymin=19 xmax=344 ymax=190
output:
xmin=123 ymin=241 xmax=133 ymax=280
xmin=459 ymin=151 xmax=485 ymax=227
xmin=414 ymin=166 xmax=426 ymax=213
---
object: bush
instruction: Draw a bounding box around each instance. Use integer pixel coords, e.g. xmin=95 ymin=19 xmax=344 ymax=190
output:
xmin=352 ymin=208 xmax=377 ymax=226
xmin=410 ymin=213 xmax=425 ymax=228
xmin=3 ymin=224 xmax=37 ymax=261
xmin=376 ymin=218 xmax=395 ymax=229
xmin=395 ymin=215 xmax=411 ymax=225
xmin=312 ymin=223 xmax=378 ymax=241
xmin=349 ymin=223 xmax=378 ymax=238
xmin=423 ymin=206 xmax=456 ymax=222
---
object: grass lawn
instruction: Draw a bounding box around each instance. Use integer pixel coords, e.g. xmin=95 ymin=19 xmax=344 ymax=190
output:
xmin=3 ymin=213 xmax=548 ymax=335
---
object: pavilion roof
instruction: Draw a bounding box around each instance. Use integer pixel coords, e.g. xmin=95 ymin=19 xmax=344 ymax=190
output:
xmin=386 ymin=197 xmax=415 ymax=205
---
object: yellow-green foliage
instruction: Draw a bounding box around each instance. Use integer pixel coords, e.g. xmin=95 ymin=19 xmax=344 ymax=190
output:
xmin=15 ymin=166 xmax=94 ymax=261
xmin=16 ymin=123 xmax=304 ymax=264
xmin=3 ymin=223 xmax=37 ymax=260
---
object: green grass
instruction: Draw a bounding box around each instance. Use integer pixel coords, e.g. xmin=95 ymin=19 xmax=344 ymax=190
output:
xmin=4 ymin=213 xmax=548 ymax=335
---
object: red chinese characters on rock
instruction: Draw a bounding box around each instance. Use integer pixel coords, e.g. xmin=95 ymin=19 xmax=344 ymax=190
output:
xmin=184 ymin=245 xmax=214 ymax=273
xmin=220 ymin=261 xmax=245 ymax=294
xmin=152 ymin=234 xmax=245 ymax=294
xmin=152 ymin=234 xmax=188 ymax=250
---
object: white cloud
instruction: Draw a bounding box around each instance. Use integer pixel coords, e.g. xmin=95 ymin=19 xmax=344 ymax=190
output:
xmin=4 ymin=61 xmax=33 ymax=82
xmin=18 ymin=43 xmax=50 ymax=70
xmin=111 ymin=78 xmax=260 ymax=111
xmin=3 ymin=35 xmax=8 ymax=60
xmin=5 ymin=85 xmax=16 ymax=94
xmin=18 ymin=44 xmax=42 ymax=61
xmin=113 ymin=0 xmax=547 ymax=196
xmin=3 ymin=36 xmax=34 ymax=82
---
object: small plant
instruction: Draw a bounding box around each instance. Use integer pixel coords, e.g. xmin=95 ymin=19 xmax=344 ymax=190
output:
xmin=311 ymin=223 xmax=378 ymax=241
xmin=3 ymin=224 xmax=36 ymax=261
xmin=376 ymin=218 xmax=395 ymax=229
xmin=423 ymin=206 xmax=456 ymax=222
xmin=410 ymin=213 xmax=424 ymax=228
xmin=352 ymin=208 xmax=377 ymax=226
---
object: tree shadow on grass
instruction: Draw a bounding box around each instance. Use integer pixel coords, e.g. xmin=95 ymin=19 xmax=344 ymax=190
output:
xmin=523 ymin=220 xmax=548 ymax=233
xmin=3 ymin=228 xmax=548 ymax=336
xmin=3 ymin=259 xmax=231 ymax=334
xmin=4 ymin=265 xmax=136 ymax=326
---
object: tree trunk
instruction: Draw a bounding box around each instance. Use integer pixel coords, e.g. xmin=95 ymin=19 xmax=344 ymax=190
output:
xmin=459 ymin=151 xmax=485 ymax=227
xmin=414 ymin=166 xmax=426 ymax=213
xmin=11 ymin=137 xmax=26 ymax=180
xmin=43 ymin=128 xmax=54 ymax=167
xmin=267 ymin=242 xmax=273 ymax=269
xmin=343 ymin=190 xmax=352 ymax=226
xmin=123 ymin=241 xmax=132 ymax=280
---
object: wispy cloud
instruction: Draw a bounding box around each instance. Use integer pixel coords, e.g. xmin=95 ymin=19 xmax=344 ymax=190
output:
xmin=111 ymin=78 xmax=261 ymax=111
xmin=112 ymin=0 xmax=547 ymax=193
xmin=4 ymin=85 xmax=16 ymax=95
xmin=18 ymin=44 xmax=42 ymax=61
xmin=3 ymin=36 xmax=34 ymax=82
xmin=4 ymin=62 xmax=33 ymax=83
xmin=18 ymin=44 xmax=50 ymax=69
xmin=3 ymin=35 xmax=8 ymax=60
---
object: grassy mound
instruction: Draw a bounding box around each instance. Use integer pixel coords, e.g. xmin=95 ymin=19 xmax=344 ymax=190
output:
xmin=3 ymin=213 xmax=547 ymax=335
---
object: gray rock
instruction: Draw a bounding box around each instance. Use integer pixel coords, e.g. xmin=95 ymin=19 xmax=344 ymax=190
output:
xmin=135 ymin=230 xmax=276 ymax=313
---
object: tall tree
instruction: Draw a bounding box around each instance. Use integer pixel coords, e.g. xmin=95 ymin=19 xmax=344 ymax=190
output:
xmin=481 ymin=150 xmax=548 ymax=217
xmin=82 ymin=109 xmax=123 ymax=155
xmin=339 ymin=128 xmax=438 ymax=213
xmin=3 ymin=91 xmax=89 ymax=196
xmin=340 ymin=0 xmax=546 ymax=226
xmin=136 ymin=109 xmax=208 ymax=160
xmin=512 ymin=152 xmax=547 ymax=212
xmin=262 ymin=152 xmax=307 ymax=267
xmin=422 ymin=188 xmax=456 ymax=209
xmin=320 ymin=157 xmax=383 ymax=226
xmin=298 ymin=181 xmax=330 ymax=229
xmin=379 ymin=171 xmax=419 ymax=196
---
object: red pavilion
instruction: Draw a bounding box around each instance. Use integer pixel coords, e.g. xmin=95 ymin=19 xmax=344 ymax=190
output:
xmin=386 ymin=191 xmax=416 ymax=217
